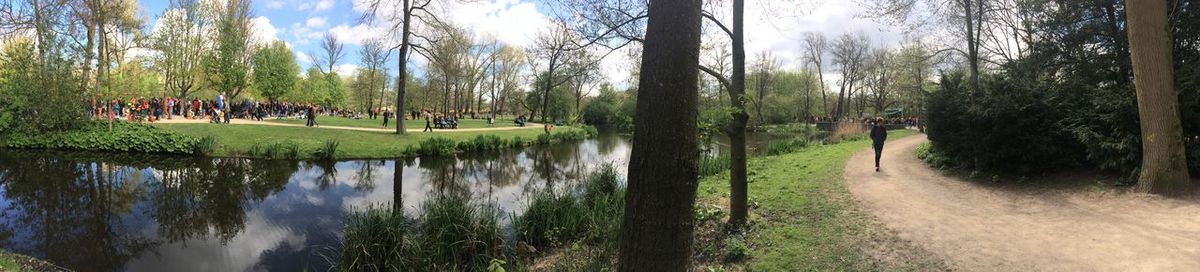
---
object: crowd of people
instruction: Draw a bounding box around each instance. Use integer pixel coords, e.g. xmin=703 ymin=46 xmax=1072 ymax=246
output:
xmin=89 ymin=93 xmax=342 ymax=126
xmin=87 ymin=93 xmax=546 ymax=133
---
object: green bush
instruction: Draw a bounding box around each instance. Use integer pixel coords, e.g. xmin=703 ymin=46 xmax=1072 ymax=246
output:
xmin=194 ymin=136 xmax=216 ymax=156
xmin=699 ymin=155 xmax=731 ymax=178
xmin=250 ymin=141 xmax=301 ymax=160
xmin=314 ymin=140 xmax=339 ymax=160
xmin=766 ymin=138 xmax=811 ymax=156
xmin=4 ymin=122 xmax=200 ymax=154
xmin=341 ymin=206 xmax=419 ymax=271
xmin=417 ymin=137 xmax=457 ymax=157
xmin=722 ymin=235 xmax=749 ymax=262
xmin=535 ymin=133 xmax=553 ymax=145
xmin=458 ymin=135 xmax=506 ymax=152
xmin=419 ymin=193 xmax=506 ymax=270
xmin=514 ymin=164 xmax=624 ymax=249
xmin=341 ymin=195 xmax=507 ymax=271
xmin=925 ymin=70 xmax=1085 ymax=175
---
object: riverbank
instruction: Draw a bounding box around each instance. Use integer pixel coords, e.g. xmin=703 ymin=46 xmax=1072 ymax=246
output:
xmin=0 ymin=250 xmax=68 ymax=272
xmin=1 ymin=120 xmax=594 ymax=160
xmin=156 ymin=122 xmax=591 ymax=159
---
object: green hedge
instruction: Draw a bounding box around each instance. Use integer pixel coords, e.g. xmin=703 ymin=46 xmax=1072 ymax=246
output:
xmin=4 ymin=122 xmax=201 ymax=154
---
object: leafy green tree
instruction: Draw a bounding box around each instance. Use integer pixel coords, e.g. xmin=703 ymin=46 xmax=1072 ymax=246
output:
xmin=251 ymin=41 xmax=299 ymax=101
xmin=205 ymin=0 xmax=253 ymax=99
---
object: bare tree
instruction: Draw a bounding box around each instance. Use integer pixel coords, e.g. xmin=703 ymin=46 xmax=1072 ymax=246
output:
xmin=863 ymin=0 xmax=993 ymax=91
xmin=359 ymin=0 xmax=439 ymax=134
xmin=360 ymin=38 xmax=392 ymax=115
xmin=315 ymin=33 xmax=346 ymax=75
xmin=528 ymin=21 xmax=580 ymax=123
xmin=831 ymin=33 xmax=869 ymax=119
xmin=802 ymin=32 xmax=829 ymax=117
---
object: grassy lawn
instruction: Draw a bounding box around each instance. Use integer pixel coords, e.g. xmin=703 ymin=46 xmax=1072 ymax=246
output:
xmin=155 ymin=123 xmax=572 ymax=159
xmin=264 ymin=116 xmax=525 ymax=130
xmin=694 ymin=130 xmax=944 ymax=270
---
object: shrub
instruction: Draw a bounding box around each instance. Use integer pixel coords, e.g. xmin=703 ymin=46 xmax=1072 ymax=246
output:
xmin=341 ymin=206 xmax=419 ymax=271
xmin=458 ymin=135 xmax=505 ymax=152
xmin=417 ymin=137 xmax=457 ymax=157
xmin=3 ymin=122 xmax=199 ymax=154
xmin=535 ymin=133 xmax=553 ymax=145
xmin=925 ymin=70 xmax=1084 ymax=175
xmin=419 ymin=193 xmax=506 ymax=270
xmin=699 ymin=155 xmax=731 ymax=177
xmin=766 ymin=138 xmax=811 ymax=156
xmin=194 ymin=136 xmax=216 ymax=156
xmin=252 ymin=141 xmax=301 ymax=160
xmin=722 ymin=235 xmax=749 ymax=262
xmin=314 ymin=140 xmax=339 ymax=160
xmin=515 ymin=164 xmax=624 ymax=249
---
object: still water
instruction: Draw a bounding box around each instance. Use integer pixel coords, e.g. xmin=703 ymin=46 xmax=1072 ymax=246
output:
xmin=0 ymin=130 xmax=799 ymax=271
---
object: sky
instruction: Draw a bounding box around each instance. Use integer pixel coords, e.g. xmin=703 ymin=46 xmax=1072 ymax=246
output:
xmin=136 ymin=0 xmax=911 ymax=88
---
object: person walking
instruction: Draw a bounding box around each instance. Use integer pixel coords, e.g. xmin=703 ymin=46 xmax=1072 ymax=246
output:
xmin=382 ymin=109 xmax=390 ymax=128
xmin=306 ymin=104 xmax=315 ymax=127
xmin=870 ymin=118 xmax=889 ymax=172
xmin=423 ymin=114 xmax=433 ymax=132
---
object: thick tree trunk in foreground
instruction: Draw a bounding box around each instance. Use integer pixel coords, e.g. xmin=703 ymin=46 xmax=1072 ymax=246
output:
xmin=1125 ymin=0 xmax=1192 ymax=196
xmin=617 ymin=0 xmax=703 ymax=270
xmin=727 ymin=0 xmax=749 ymax=227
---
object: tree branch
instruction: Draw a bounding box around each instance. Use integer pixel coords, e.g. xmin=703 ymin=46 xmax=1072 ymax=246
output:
xmin=698 ymin=65 xmax=732 ymax=90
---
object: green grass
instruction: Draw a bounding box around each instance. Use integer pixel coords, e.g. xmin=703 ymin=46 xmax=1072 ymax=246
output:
xmin=154 ymin=123 xmax=581 ymax=159
xmin=694 ymin=130 xmax=943 ymax=270
xmin=265 ymin=116 xmax=524 ymax=130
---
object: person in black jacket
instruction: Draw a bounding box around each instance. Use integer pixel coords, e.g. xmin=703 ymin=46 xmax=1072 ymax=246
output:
xmin=870 ymin=118 xmax=889 ymax=172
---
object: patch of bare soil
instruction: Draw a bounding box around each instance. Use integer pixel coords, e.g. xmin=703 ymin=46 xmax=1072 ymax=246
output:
xmin=846 ymin=135 xmax=1200 ymax=271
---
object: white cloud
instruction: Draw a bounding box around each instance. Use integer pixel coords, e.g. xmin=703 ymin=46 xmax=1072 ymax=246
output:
xmin=448 ymin=0 xmax=549 ymax=47
xmin=334 ymin=63 xmax=359 ymax=77
xmin=328 ymin=23 xmax=387 ymax=45
xmin=265 ymin=0 xmax=285 ymax=9
xmin=296 ymin=51 xmax=313 ymax=64
xmin=314 ymin=0 xmax=335 ymax=11
xmin=250 ymin=16 xmax=281 ymax=45
xmin=305 ymin=16 xmax=327 ymax=28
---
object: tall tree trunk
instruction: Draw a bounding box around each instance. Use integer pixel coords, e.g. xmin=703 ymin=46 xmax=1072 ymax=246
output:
xmin=617 ymin=0 xmax=703 ymax=269
xmin=394 ymin=0 xmax=411 ymax=134
xmin=1125 ymin=0 xmax=1192 ymax=196
xmin=963 ymin=0 xmax=981 ymax=92
xmin=541 ymin=61 xmax=556 ymax=124
xmin=727 ymin=0 xmax=750 ymax=227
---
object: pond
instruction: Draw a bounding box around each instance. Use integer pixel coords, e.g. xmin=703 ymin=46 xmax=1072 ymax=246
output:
xmin=0 ymin=129 xmax=809 ymax=271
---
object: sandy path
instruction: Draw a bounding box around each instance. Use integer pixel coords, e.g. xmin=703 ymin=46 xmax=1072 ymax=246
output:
xmin=844 ymin=134 xmax=1200 ymax=271
xmin=150 ymin=118 xmax=543 ymax=133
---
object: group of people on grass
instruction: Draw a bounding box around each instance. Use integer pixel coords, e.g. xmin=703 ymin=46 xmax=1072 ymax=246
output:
xmin=90 ymin=93 xmax=234 ymax=124
xmin=88 ymin=93 xmax=373 ymax=127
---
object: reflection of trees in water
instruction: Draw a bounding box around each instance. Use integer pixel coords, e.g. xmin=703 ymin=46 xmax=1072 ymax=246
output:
xmin=352 ymin=160 xmax=386 ymax=192
xmin=0 ymin=151 xmax=296 ymax=271
xmin=417 ymin=156 xmax=468 ymax=197
xmin=595 ymin=131 xmax=621 ymax=155
xmin=150 ymin=158 xmax=296 ymax=243
xmin=309 ymin=160 xmax=339 ymax=190
xmin=0 ymin=152 xmax=156 ymax=271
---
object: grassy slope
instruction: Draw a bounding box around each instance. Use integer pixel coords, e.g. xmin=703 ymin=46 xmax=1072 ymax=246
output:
xmin=264 ymin=116 xmax=522 ymax=130
xmin=696 ymin=130 xmax=943 ymax=270
xmin=155 ymin=123 xmax=573 ymax=159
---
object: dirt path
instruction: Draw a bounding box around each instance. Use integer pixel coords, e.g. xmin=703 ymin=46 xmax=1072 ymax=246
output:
xmin=150 ymin=118 xmax=543 ymax=133
xmin=845 ymin=134 xmax=1200 ymax=271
